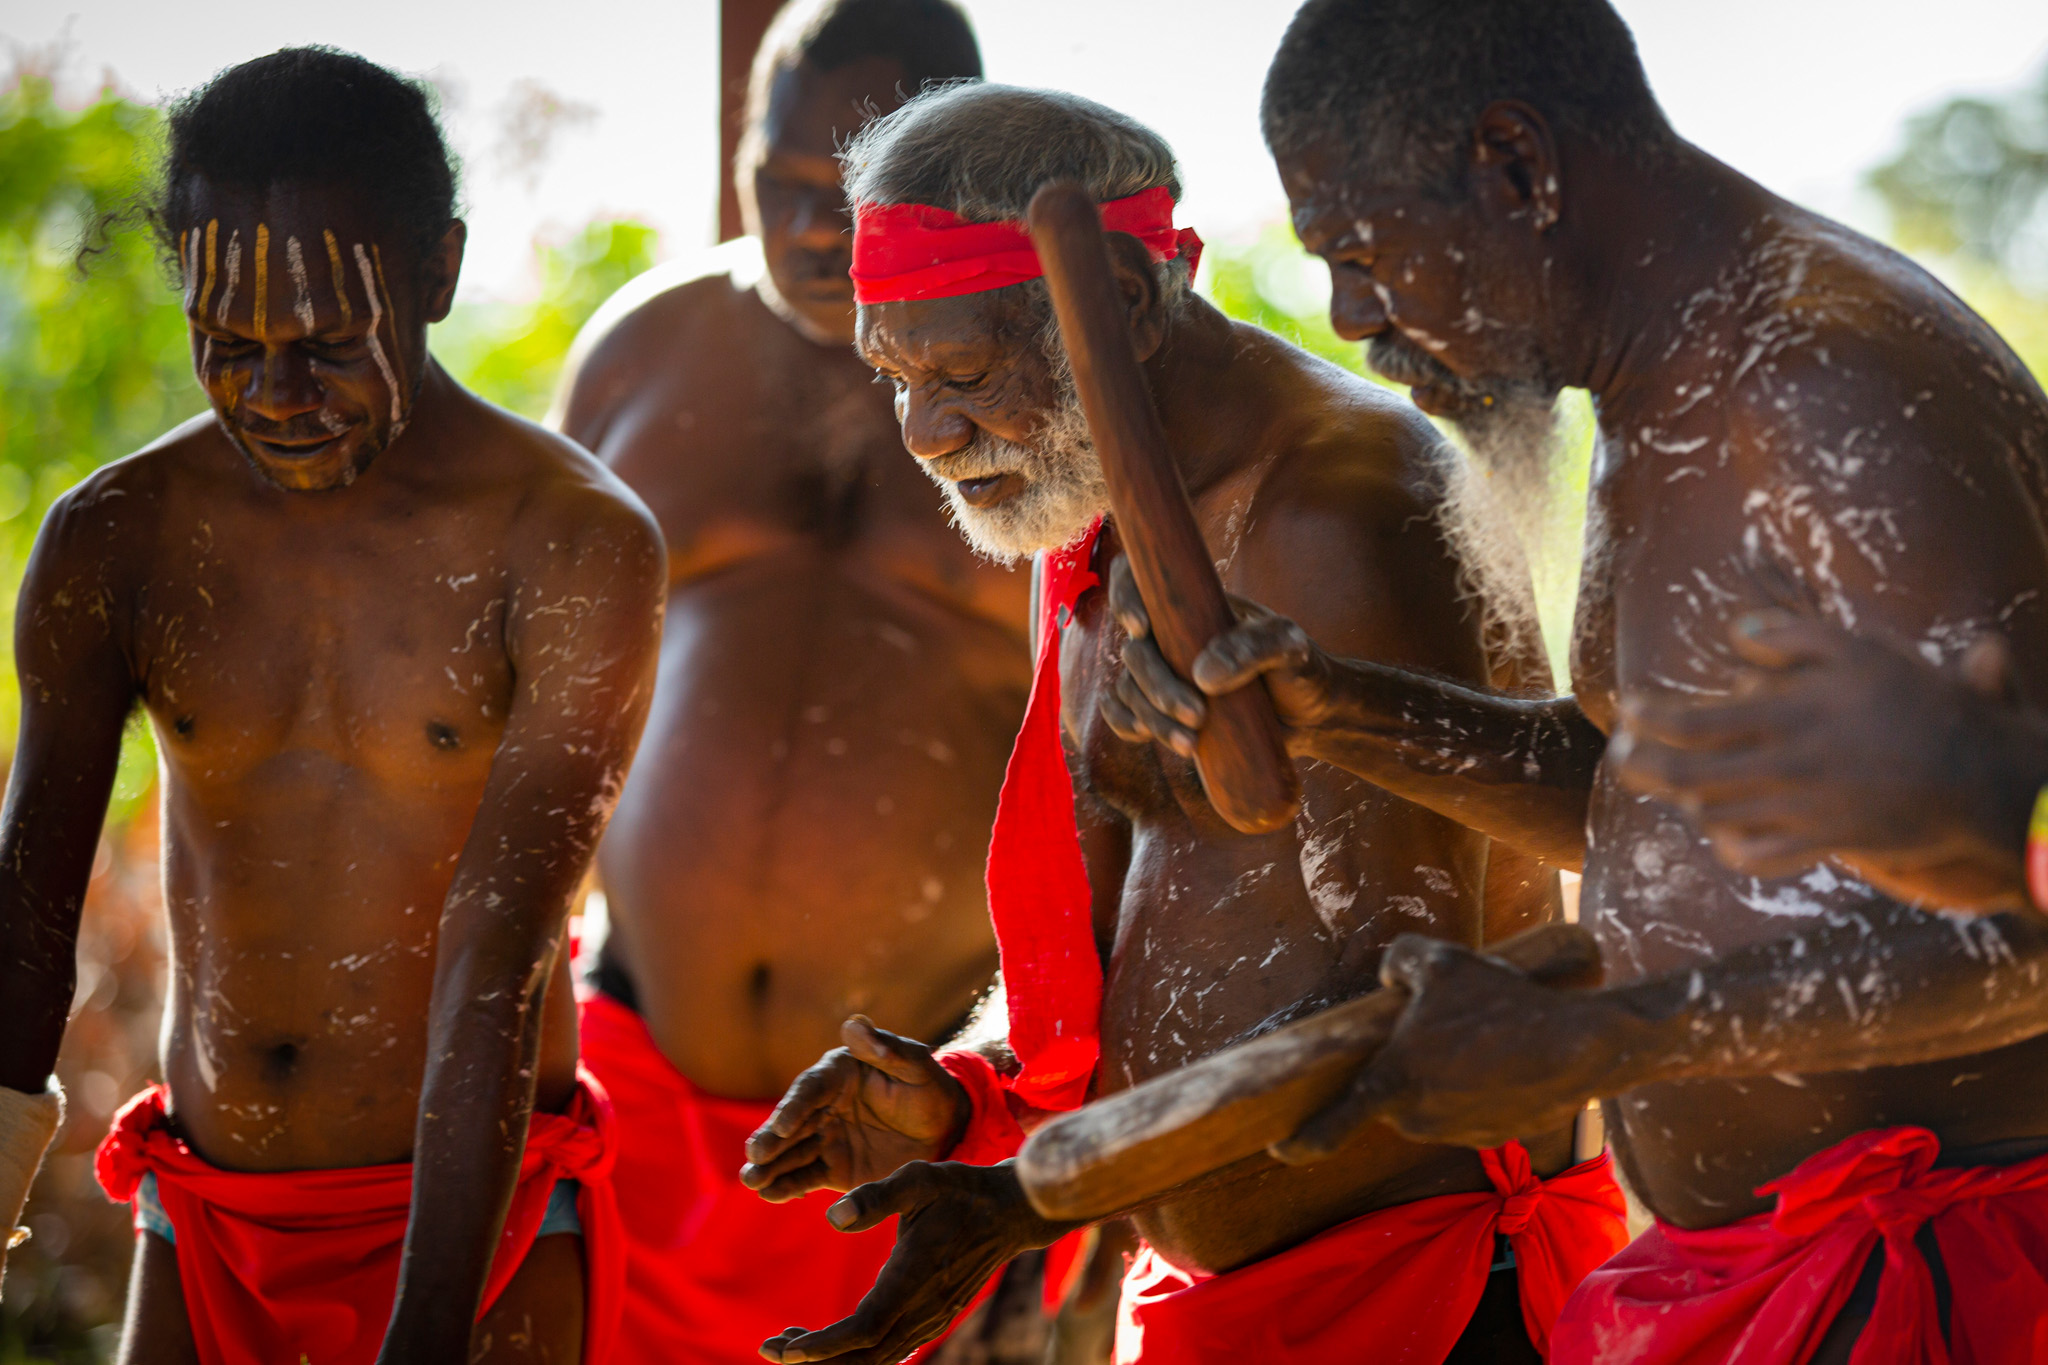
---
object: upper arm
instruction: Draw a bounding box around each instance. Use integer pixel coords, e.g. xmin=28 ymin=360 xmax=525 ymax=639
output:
xmin=446 ymin=470 xmax=666 ymax=946
xmin=1727 ymin=338 xmax=2048 ymax=687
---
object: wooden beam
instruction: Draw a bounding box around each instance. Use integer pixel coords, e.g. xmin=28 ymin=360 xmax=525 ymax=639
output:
xmin=720 ymin=0 xmax=784 ymax=241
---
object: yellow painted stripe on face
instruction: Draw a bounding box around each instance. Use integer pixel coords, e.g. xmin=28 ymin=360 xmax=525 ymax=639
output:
xmin=197 ymin=219 xmax=219 ymax=320
xmin=323 ymin=230 xmax=352 ymax=329
xmin=369 ymin=243 xmax=407 ymax=397
xmin=252 ymin=224 xmax=269 ymax=337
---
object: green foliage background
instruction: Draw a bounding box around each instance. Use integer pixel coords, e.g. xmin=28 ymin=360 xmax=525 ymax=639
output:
xmin=3 ymin=53 xmax=2048 ymax=1365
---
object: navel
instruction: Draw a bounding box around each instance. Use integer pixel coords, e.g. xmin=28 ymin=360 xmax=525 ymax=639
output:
xmin=426 ymin=720 xmax=461 ymax=751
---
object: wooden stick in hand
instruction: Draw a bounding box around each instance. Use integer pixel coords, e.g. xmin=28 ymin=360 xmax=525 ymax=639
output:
xmin=1015 ymin=923 xmax=1604 ymax=1223
xmin=1026 ymin=180 xmax=1300 ymax=835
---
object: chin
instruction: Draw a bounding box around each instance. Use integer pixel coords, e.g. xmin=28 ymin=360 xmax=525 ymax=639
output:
xmin=943 ymin=483 xmax=1096 ymax=566
xmin=231 ymin=429 xmax=381 ymax=493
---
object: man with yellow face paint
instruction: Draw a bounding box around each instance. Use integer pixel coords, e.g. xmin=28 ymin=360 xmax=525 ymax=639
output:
xmin=0 ymin=48 xmax=666 ymax=1365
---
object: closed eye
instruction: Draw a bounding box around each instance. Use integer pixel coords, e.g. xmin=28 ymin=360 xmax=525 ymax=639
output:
xmin=943 ymin=372 xmax=989 ymax=393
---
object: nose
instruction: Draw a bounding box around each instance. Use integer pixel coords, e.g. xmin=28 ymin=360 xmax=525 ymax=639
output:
xmin=789 ymin=188 xmax=849 ymax=251
xmin=241 ymin=347 xmax=322 ymax=424
xmin=1327 ymin=267 xmax=1389 ymax=343
xmin=899 ymin=387 xmax=974 ymax=462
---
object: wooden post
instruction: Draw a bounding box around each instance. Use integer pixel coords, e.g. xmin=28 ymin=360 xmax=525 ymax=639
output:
xmin=720 ymin=0 xmax=784 ymax=242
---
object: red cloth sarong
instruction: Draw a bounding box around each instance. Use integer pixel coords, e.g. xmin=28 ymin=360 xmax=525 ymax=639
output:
xmin=94 ymin=1069 xmax=622 ymax=1365
xmin=1551 ymin=1125 xmax=2048 ymax=1365
xmin=583 ymin=994 xmax=979 ymax=1363
xmin=1112 ymin=1144 xmax=1628 ymax=1364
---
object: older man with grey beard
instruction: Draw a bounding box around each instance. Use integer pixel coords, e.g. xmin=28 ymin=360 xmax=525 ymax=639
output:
xmin=737 ymin=82 xmax=1626 ymax=1365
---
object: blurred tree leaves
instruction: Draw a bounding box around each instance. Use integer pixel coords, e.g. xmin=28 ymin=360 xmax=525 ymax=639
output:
xmin=1871 ymin=60 xmax=2048 ymax=292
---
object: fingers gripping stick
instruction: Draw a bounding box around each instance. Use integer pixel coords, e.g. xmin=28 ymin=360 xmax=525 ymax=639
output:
xmin=1026 ymin=181 xmax=1300 ymax=834
xmin=1015 ymin=923 xmax=1601 ymax=1222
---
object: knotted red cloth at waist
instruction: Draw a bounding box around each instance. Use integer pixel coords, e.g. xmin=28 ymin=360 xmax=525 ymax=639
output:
xmin=1550 ymin=1124 xmax=2048 ymax=1364
xmin=95 ymin=1069 xmax=622 ymax=1365
xmin=1114 ymin=1142 xmax=1629 ymax=1364
xmin=851 ymin=186 xmax=1201 ymax=304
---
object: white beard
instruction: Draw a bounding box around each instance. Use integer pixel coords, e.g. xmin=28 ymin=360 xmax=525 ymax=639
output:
xmin=1435 ymin=392 xmax=1566 ymax=672
xmin=922 ymin=356 xmax=1109 ymax=565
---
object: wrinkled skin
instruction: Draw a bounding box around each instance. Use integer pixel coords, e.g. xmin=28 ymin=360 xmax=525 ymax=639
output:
xmin=0 ymin=178 xmax=666 ymax=1364
xmin=554 ymin=57 xmax=1025 ymax=1103
xmin=746 ymin=228 xmax=1571 ymax=1363
xmin=1612 ymin=611 xmax=2048 ymax=912
xmin=1113 ymin=99 xmax=2048 ymax=1268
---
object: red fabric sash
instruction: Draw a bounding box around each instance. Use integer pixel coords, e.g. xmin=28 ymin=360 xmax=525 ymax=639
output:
xmin=94 ymin=1070 xmax=622 ymax=1365
xmin=1551 ymin=1126 xmax=2048 ymax=1365
xmin=1114 ymin=1145 xmax=1629 ymax=1363
xmin=978 ymin=518 xmax=1105 ymax=1112
xmin=581 ymin=994 xmax=979 ymax=1363
xmin=851 ymin=186 xmax=1202 ymax=304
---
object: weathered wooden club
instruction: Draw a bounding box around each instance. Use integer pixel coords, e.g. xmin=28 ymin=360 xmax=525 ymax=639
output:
xmin=1026 ymin=180 xmax=1300 ymax=835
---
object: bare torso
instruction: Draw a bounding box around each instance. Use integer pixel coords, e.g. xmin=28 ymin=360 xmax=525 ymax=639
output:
xmin=1068 ymin=331 xmax=1570 ymax=1274
xmin=1571 ymin=204 xmax=2048 ymax=1227
xmin=68 ymin=388 xmax=646 ymax=1170
xmin=563 ymin=247 xmax=1031 ymax=1098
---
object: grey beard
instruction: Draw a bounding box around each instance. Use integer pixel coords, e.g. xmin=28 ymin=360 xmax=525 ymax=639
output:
xmin=1435 ymin=390 xmax=1566 ymax=671
xmin=922 ymin=346 xmax=1109 ymax=565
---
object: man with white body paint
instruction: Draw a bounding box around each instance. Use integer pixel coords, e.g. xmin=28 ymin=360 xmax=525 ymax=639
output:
xmin=1108 ymin=1 xmax=2048 ymax=1359
xmin=739 ymin=83 xmax=1625 ymax=1365
xmin=0 ymin=49 xmax=664 ymax=1364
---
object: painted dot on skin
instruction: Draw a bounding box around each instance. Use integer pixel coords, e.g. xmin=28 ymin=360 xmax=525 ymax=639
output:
xmin=323 ymin=229 xmax=352 ymax=329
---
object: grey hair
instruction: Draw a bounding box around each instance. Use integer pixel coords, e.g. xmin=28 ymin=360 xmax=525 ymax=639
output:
xmin=1262 ymin=0 xmax=1679 ymax=199
xmin=842 ymin=82 xmax=1192 ymax=307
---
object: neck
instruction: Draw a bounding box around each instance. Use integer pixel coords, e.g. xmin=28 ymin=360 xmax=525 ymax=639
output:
xmin=1139 ymin=295 xmax=1267 ymax=499
xmin=1560 ymin=139 xmax=1784 ymax=405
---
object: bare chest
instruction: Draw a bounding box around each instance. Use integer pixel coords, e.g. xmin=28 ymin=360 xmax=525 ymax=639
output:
xmin=132 ymin=512 xmax=513 ymax=792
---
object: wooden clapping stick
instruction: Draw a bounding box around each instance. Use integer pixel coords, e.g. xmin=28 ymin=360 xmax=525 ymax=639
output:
xmin=1015 ymin=922 xmax=1604 ymax=1223
xmin=1026 ymin=181 xmax=1300 ymax=835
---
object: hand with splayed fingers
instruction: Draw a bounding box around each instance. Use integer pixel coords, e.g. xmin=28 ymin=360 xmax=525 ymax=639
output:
xmin=758 ymin=1159 xmax=1077 ymax=1364
xmin=741 ymin=1017 xmax=970 ymax=1202
xmin=1611 ymin=609 xmax=2048 ymax=913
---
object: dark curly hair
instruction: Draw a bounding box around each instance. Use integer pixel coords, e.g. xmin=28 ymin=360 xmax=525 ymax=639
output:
xmin=150 ymin=46 xmax=459 ymax=265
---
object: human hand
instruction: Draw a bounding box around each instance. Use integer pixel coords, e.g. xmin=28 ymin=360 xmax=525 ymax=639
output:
xmin=1099 ymin=554 xmax=1336 ymax=758
xmin=758 ymin=1160 xmax=1077 ymax=1364
xmin=1612 ymin=610 xmax=2040 ymax=911
xmin=742 ymin=1017 xmax=969 ymax=1201
xmin=1274 ymin=927 xmax=1643 ymax=1160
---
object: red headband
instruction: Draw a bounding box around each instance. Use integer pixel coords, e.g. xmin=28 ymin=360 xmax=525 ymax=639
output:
xmin=850 ymin=185 xmax=1202 ymax=304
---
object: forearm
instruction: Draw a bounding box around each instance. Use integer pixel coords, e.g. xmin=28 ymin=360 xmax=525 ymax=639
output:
xmin=382 ymin=936 xmax=554 ymax=1357
xmin=1613 ymin=907 xmax=2048 ymax=1085
xmin=1302 ymin=660 xmax=1603 ymax=868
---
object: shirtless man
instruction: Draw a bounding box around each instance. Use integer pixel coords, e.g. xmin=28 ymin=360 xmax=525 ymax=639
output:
xmin=1108 ymin=1 xmax=2048 ymax=1358
xmin=740 ymin=83 xmax=1624 ymax=1365
xmin=0 ymin=49 xmax=664 ymax=1364
xmin=547 ymin=3 xmax=1033 ymax=1358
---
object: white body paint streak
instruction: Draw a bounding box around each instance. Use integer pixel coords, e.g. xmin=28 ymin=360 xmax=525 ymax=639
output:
xmin=286 ymin=236 xmax=315 ymax=331
xmin=217 ymin=229 xmax=241 ymax=323
xmin=353 ymin=243 xmax=403 ymax=422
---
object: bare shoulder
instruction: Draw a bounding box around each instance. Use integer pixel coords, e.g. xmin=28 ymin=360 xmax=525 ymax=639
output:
xmin=551 ymin=238 xmax=769 ymax=437
xmin=27 ymin=414 xmax=218 ymax=575
xmin=1222 ymin=324 xmax=1479 ymax=674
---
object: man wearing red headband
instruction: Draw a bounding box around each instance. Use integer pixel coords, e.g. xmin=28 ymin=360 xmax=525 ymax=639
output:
xmin=742 ymin=82 xmax=1626 ymax=1365
xmin=551 ymin=3 xmax=1078 ymax=1360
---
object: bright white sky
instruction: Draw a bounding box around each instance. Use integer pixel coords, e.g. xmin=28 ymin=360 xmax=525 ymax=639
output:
xmin=7 ymin=0 xmax=2047 ymax=300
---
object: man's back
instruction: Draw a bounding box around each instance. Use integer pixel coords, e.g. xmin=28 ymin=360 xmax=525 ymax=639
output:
xmin=558 ymin=241 xmax=1030 ymax=1097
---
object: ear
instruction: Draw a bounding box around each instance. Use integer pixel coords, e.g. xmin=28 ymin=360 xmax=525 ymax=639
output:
xmin=421 ymin=219 xmax=467 ymax=324
xmin=1468 ymin=101 xmax=1562 ymax=234
xmin=1103 ymin=231 xmax=1170 ymax=364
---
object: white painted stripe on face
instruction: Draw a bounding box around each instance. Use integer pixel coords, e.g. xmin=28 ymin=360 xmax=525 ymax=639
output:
xmin=217 ymin=229 xmax=242 ymax=325
xmin=354 ymin=242 xmax=402 ymax=424
xmin=286 ymin=236 xmax=315 ymax=332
